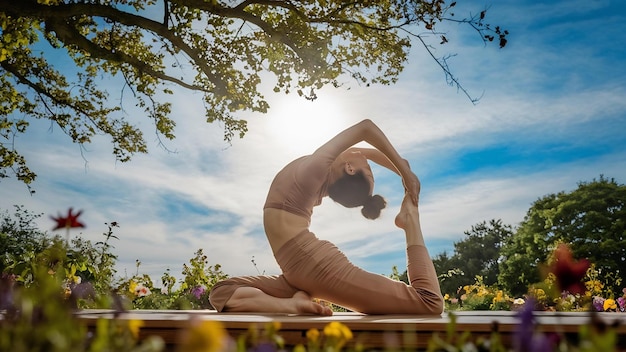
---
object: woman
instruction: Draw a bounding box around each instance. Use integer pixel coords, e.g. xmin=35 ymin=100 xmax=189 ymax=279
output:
xmin=209 ymin=119 xmax=443 ymax=315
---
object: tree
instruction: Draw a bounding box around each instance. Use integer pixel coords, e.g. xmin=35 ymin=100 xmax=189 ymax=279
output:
xmin=432 ymin=219 xmax=513 ymax=295
xmin=498 ymin=176 xmax=626 ymax=296
xmin=0 ymin=205 xmax=49 ymax=274
xmin=0 ymin=0 xmax=508 ymax=187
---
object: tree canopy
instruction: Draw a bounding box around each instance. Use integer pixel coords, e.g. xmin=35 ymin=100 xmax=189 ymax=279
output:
xmin=0 ymin=0 xmax=507 ymax=187
xmin=433 ymin=219 xmax=513 ymax=296
xmin=498 ymin=176 xmax=626 ymax=296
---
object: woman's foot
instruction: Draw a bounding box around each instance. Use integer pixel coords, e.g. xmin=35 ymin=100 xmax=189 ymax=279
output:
xmin=293 ymin=291 xmax=333 ymax=316
xmin=395 ymin=193 xmax=418 ymax=229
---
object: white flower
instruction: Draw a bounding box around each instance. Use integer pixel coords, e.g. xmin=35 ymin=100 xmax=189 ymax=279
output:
xmin=513 ymin=298 xmax=525 ymax=305
xmin=134 ymin=284 xmax=151 ymax=297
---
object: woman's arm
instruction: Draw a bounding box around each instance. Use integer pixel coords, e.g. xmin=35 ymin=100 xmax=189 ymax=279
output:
xmin=313 ymin=119 xmax=419 ymax=203
xmin=346 ymin=147 xmax=403 ymax=176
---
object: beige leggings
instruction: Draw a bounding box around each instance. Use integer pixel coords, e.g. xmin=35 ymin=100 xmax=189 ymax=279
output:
xmin=209 ymin=230 xmax=443 ymax=315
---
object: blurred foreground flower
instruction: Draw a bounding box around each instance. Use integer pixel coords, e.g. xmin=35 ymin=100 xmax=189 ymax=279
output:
xmin=323 ymin=321 xmax=353 ymax=350
xmin=513 ymin=299 xmax=556 ymax=352
xmin=548 ymin=244 xmax=590 ymax=295
xmin=51 ymin=207 xmax=85 ymax=243
xmin=177 ymin=320 xmax=227 ymax=352
xmin=51 ymin=207 xmax=85 ymax=230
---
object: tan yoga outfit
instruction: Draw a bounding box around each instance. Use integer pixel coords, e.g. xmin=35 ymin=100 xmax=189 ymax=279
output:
xmin=209 ymin=149 xmax=443 ymax=315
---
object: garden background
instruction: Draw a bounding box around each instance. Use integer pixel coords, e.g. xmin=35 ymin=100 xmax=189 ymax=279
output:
xmin=2 ymin=0 xmax=625 ymax=285
xmin=2 ymin=0 xmax=626 ymax=350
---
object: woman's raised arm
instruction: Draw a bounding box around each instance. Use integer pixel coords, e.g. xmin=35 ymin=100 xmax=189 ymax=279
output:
xmin=313 ymin=119 xmax=419 ymax=203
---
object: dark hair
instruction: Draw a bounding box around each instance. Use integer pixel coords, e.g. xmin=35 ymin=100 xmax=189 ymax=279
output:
xmin=327 ymin=172 xmax=387 ymax=220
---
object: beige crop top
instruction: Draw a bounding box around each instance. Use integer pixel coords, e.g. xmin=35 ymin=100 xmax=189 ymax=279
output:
xmin=263 ymin=150 xmax=336 ymax=221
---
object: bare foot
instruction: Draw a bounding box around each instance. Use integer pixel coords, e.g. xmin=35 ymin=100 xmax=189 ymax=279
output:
xmin=293 ymin=291 xmax=333 ymax=316
xmin=395 ymin=193 xmax=417 ymax=229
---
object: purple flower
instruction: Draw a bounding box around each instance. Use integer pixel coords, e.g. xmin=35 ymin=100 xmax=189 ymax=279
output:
xmin=513 ymin=299 xmax=555 ymax=352
xmin=191 ymin=286 xmax=206 ymax=299
xmin=592 ymin=296 xmax=605 ymax=312
xmin=252 ymin=342 xmax=277 ymax=352
xmin=617 ymin=297 xmax=626 ymax=312
xmin=0 ymin=273 xmax=16 ymax=311
xmin=513 ymin=299 xmax=535 ymax=351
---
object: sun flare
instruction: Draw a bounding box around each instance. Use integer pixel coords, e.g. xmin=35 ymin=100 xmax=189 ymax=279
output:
xmin=266 ymin=94 xmax=353 ymax=156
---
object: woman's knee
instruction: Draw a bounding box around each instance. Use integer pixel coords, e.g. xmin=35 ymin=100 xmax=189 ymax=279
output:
xmin=208 ymin=280 xmax=239 ymax=311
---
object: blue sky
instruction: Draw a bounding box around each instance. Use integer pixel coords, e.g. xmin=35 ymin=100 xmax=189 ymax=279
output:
xmin=1 ymin=0 xmax=625 ymax=285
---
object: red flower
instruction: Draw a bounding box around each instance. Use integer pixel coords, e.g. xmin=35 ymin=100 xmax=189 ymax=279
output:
xmin=549 ymin=244 xmax=590 ymax=295
xmin=51 ymin=208 xmax=85 ymax=231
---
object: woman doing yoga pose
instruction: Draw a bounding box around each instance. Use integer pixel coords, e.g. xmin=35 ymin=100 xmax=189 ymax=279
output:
xmin=209 ymin=119 xmax=443 ymax=315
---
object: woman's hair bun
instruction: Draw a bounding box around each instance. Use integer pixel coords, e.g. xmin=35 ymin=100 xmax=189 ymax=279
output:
xmin=361 ymin=194 xmax=386 ymax=220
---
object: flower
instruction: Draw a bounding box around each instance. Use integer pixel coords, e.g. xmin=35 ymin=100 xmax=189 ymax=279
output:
xmin=617 ymin=297 xmax=626 ymax=312
xmin=191 ymin=286 xmax=206 ymax=299
xmin=548 ymin=244 xmax=590 ymax=295
xmin=306 ymin=328 xmax=320 ymax=342
xmin=603 ymin=298 xmax=617 ymax=312
xmin=129 ymin=281 xmax=137 ymax=294
xmin=50 ymin=207 xmax=85 ymax=231
xmin=178 ymin=320 xmax=227 ymax=352
xmin=134 ymin=284 xmax=151 ymax=297
xmin=592 ymin=296 xmax=605 ymax=312
xmin=513 ymin=299 xmax=555 ymax=352
xmin=127 ymin=319 xmax=144 ymax=339
xmin=322 ymin=322 xmax=353 ymax=350
xmin=513 ymin=298 xmax=525 ymax=305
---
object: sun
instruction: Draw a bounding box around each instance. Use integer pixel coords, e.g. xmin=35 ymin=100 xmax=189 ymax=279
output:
xmin=265 ymin=93 xmax=352 ymax=156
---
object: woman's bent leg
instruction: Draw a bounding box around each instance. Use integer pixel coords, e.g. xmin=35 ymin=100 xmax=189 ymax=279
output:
xmin=275 ymin=197 xmax=443 ymax=315
xmin=209 ymin=275 xmax=296 ymax=311
xmin=209 ymin=275 xmax=331 ymax=315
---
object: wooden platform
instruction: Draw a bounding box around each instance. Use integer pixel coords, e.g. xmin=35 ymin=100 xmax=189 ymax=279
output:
xmin=75 ymin=310 xmax=626 ymax=350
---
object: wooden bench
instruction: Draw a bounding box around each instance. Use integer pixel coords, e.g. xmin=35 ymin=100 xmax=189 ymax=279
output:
xmin=75 ymin=310 xmax=626 ymax=350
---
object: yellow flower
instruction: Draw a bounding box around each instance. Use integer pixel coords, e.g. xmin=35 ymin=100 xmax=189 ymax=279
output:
xmin=444 ymin=293 xmax=450 ymax=301
xmin=533 ymin=288 xmax=547 ymax=301
xmin=129 ymin=281 xmax=137 ymax=294
xmin=179 ymin=320 xmax=226 ymax=352
xmin=306 ymin=328 xmax=320 ymax=342
xmin=323 ymin=321 xmax=353 ymax=341
xmin=269 ymin=321 xmax=281 ymax=331
xmin=604 ymin=298 xmax=617 ymax=311
xmin=127 ymin=320 xmax=144 ymax=339
xmin=63 ymin=286 xmax=72 ymax=299
xmin=293 ymin=344 xmax=307 ymax=352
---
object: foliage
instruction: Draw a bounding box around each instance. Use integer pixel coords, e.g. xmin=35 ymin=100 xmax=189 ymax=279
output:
xmin=0 ymin=0 xmax=508 ymax=186
xmin=115 ymin=250 xmax=230 ymax=310
xmin=1 ymin=205 xmax=231 ymax=311
xmin=433 ymin=219 xmax=513 ymax=296
xmin=0 ymin=205 xmax=50 ymax=274
xmin=2 ymin=204 xmax=626 ymax=351
xmin=498 ymin=176 xmax=626 ymax=296
xmin=0 ymin=269 xmax=164 ymax=352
